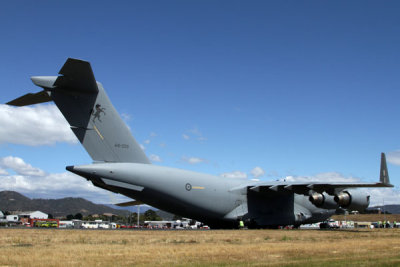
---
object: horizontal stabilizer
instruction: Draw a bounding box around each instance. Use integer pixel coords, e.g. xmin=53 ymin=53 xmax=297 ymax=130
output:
xmin=6 ymin=91 xmax=51 ymax=106
xmin=115 ymin=200 xmax=143 ymax=207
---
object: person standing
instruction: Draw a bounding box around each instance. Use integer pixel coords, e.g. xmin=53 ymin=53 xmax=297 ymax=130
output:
xmin=239 ymin=219 xmax=244 ymax=229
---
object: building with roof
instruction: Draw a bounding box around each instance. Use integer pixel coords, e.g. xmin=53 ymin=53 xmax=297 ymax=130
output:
xmin=7 ymin=211 xmax=48 ymax=225
xmin=17 ymin=211 xmax=48 ymax=219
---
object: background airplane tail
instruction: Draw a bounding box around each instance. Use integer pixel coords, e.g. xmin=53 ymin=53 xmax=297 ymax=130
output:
xmin=7 ymin=58 xmax=150 ymax=164
xmin=380 ymin=153 xmax=390 ymax=185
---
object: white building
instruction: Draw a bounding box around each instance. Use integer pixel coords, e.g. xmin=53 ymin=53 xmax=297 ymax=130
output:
xmin=17 ymin=211 xmax=48 ymax=219
xmin=6 ymin=211 xmax=48 ymax=223
xmin=0 ymin=211 xmax=4 ymax=218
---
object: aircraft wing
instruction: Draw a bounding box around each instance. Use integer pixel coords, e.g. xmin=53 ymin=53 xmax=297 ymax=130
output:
xmin=231 ymin=153 xmax=393 ymax=196
xmin=231 ymin=180 xmax=392 ymax=196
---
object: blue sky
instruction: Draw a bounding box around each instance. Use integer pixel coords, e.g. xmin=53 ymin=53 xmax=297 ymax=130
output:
xmin=0 ymin=1 xmax=399 ymax=205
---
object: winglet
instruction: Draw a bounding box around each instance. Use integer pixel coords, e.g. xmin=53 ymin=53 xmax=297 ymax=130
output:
xmin=380 ymin=153 xmax=391 ymax=185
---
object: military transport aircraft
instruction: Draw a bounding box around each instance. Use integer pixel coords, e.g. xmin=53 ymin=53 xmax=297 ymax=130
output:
xmin=7 ymin=58 xmax=393 ymax=228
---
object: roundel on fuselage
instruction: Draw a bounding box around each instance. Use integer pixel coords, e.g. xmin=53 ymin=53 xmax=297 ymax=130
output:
xmin=185 ymin=183 xmax=192 ymax=191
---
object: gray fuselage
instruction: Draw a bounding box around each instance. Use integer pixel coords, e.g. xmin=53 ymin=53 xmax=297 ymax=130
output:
xmin=68 ymin=163 xmax=334 ymax=228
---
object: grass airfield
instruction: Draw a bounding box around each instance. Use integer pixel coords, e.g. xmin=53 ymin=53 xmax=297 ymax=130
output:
xmin=1 ymin=229 xmax=400 ymax=266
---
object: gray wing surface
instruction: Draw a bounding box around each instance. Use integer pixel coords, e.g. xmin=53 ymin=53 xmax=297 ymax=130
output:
xmin=231 ymin=153 xmax=393 ymax=196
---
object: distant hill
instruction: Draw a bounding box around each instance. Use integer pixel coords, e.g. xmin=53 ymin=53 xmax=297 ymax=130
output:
xmin=369 ymin=205 xmax=400 ymax=214
xmin=156 ymin=210 xmax=176 ymax=221
xmin=0 ymin=191 xmax=177 ymax=220
xmin=0 ymin=191 xmax=130 ymax=217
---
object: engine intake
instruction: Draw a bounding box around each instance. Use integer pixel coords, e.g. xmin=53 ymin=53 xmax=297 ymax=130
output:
xmin=309 ymin=192 xmax=337 ymax=209
xmin=309 ymin=192 xmax=324 ymax=206
xmin=334 ymin=190 xmax=370 ymax=211
xmin=334 ymin=191 xmax=351 ymax=207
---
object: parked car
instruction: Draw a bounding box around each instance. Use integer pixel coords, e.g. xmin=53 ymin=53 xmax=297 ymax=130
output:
xmin=320 ymin=219 xmax=339 ymax=229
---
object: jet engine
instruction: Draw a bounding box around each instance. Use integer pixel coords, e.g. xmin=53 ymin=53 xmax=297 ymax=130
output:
xmin=309 ymin=192 xmax=337 ymax=209
xmin=334 ymin=190 xmax=370 ymax=211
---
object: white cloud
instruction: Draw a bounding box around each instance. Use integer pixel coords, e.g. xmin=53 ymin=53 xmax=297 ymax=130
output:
xmin=150 ymin=132 xmax=157 ymax=137
xmin=387 ymin=150 xmax=400 ymax=166
xmin=183 ymin=127 xmax=207 ymax=142
xmin=283 ymin=172 xmax=359 ymax=183
xmin=189 ymin=127 xmax=201 ymax=136
xmin=139 ymin=144 xmax=146 ymax=151
xmin=120 ymin=113 xmax=131 ymax=122
xmin=144 ymin=139 xmax=151 ymax=144
xmin=0 ymin=104 xmax=77 ymax=146
xmin=220 ymin=171 xmax=248 ymax=179
xmin=0 ymin=156 xmax=46 ymax=176
xmin=0 ymin=168 xmax=9 ymax=175
xmin=149 ymin=154 xmax=162 ymax=162
xmin=250 ymin=167 xmax=265 ymax=178
xmin=181 ymin=156 xmax=207 ymax=164
xmin=0 ymin=156 xmax=130 ymax=203
xmin=363 ymin=187 xmax=400 ymax=206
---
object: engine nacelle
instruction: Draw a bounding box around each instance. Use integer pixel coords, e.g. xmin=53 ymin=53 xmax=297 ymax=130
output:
xmin=334 ymin=190 xmax=370 ymax=211
xmin=309 ymin=192 xmax=338 ymax=209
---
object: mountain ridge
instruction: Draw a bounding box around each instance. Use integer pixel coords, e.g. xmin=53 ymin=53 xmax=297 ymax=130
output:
xmin=0 ymin=191 xmax=130 ymax=217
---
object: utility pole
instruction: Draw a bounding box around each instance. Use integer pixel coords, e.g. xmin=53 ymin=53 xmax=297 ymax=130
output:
xmin=383 ymin=198 xmax=386 ymax=228
xmin=137 ymin=204 xmax=140 ymax=227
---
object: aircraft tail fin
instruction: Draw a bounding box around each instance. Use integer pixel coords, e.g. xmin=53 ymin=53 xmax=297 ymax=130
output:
xmin=380 ymin=153 xmax=390 ymax=185
xmin=7 ymin=58 xmax=150 ymax=164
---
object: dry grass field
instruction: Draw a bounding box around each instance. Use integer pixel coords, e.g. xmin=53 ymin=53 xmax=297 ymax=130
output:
xmin=1 ymin=228 xmax=400 ymax=267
